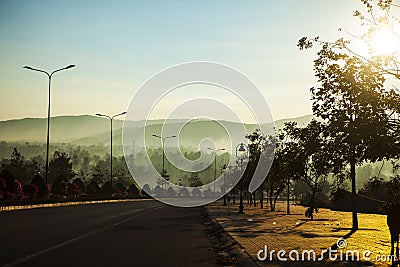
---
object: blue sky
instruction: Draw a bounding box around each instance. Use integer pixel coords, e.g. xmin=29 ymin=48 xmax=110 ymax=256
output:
xmin=0 ymin=0 xmax=366 ymax=121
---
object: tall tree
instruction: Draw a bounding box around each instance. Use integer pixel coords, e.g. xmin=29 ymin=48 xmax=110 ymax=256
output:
xmin=188 ymin=172 xmax=202 ymax=187
xmin=48 ymin=151 xmax=75 ymax=184
xmin=284 ymin=120 xmax=335 ymax=220
xmin=303 ymin=45 xmax=395 ymax=229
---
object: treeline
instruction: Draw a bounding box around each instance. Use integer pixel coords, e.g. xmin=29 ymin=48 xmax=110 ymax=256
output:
xmin=0 ymin=144 xmax=230 ymax=202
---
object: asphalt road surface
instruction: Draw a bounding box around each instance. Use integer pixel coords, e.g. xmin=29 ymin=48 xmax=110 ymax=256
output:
xmin=0 ymin=200 xmax=218 ymax=267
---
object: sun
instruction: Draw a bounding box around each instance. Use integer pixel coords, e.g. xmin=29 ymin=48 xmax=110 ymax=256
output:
xmin=369 ymin=28 xmax=399 ymax=56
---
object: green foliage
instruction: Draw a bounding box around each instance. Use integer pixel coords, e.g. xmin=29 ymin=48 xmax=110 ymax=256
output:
xmin=299 ymin=37 xmax=399 ymax=225
xmin=188 ymin=172 xmax=203 ymax=187
xmin=49 ymin=151 xmax=75 ymax=184
xmin=1 ymin=148 xmax=40 ymax=184
xmin=359 ymin=175 xmax=400 ymax=203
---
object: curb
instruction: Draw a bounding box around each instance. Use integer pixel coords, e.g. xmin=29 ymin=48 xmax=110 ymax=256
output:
xmin=205 ymin=206 xmax=258 ymax=267
xmin=0 ymin=198 xmax=154 ymax=212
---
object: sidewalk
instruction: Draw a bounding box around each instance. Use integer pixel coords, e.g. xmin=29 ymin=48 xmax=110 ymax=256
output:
xmin=207 ymin=200 xmax=393 ymax=266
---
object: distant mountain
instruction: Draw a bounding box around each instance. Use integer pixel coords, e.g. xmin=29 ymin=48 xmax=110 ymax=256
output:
xmin=0 ymin=114 xmax=315 ymax=146
xmin=273 ymin=114 xmax=316 ymax=129
xmin=0 ymin=115 xmax=124 ymax=143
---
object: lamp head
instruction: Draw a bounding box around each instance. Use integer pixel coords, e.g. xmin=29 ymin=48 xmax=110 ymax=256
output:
xmin=238 ymin=143 xmax=246 ymax=156
xmin=65 ymin=64 xmax=76 ymax=69
xmin=23 ymin=66 xmax=33 ymax=70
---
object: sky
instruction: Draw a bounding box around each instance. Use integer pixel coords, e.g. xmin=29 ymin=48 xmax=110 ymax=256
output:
xmin=0 ymin=0 xmax=370 ymax=122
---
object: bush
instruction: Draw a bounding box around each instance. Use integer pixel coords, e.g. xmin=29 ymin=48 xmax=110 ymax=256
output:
xmin=14 ymin=180 xmax=24 ymax=199
xmin=154 ymin=185 xmax=162 ymax=197
xmin=0 ymin=177 xmax=6 ymax=199
xmin=128 ymin=184 xmax=140 ymax=198
xmin=52 ymin=176 xmax=68 ymax=197
xmin=192 ymin=188 xmax=202 ymax=198
xmin=31 ymin=174 xmax=49 ymax=199
xmin=68 ymin=182 xmax=81 ymax=197
xmin=115 ymin=182 xmax=127 ymax=198
xmin=23 ymin=184 xmax=39 ymax=199
xmin=0 ymin=170 xmax=17 ymax=199
xmin=141 ymin=184 xmax=152 ymax=197
xmin=86 ymin=181 xmax=100 ymax=197
xmin=166 ymin=187 xmax=176 ymax=197
xmin=203 ymin=188 xmax=213 ymax=198
xmin=0 ymin=170 xmax=24 ymax=199
xmin=179 ymin=187 xmax=190 ymax=198
xmin=101 ymin=181 xmax=113 ymax=197
xmin=72 ymin=178 xmax=85 ymax=195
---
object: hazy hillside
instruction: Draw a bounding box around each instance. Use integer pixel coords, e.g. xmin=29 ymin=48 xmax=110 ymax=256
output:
xmin=273 ymin=114 xmax=316 ymax=129
xmin=0 ymin=114 xmax=315 ymax=146
xmin=0 ymin=115 xmax=124 ymax=143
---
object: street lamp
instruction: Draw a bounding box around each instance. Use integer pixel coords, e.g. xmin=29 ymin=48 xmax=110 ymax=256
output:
xmin=95 ymin=112 xmax=126 ymax=185
xmin=23 ymin=64 xmax=75 ymax=184
xmin=236 ymin=143 xmax=248 ymax=214
xmin=152 ymin=134 xmax=176 ymax=194
xmin=222 ymin=164 xmax=227 ymax=206
xmin=207 ymin=147 xmax=225 ymax=195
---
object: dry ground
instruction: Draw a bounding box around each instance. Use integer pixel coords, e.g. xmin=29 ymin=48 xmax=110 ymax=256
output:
xmin=208 ymin=201 xmax=395 ymax=266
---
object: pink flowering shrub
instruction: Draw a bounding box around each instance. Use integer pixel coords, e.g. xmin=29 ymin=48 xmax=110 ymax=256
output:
xmin=31 ymin=175 xmax=50 ymax=199
xmin=68 ymin=182 xmax=81 ymax=197
xmin=23 ymin=184 xmax=39 ymax=199
xmin=52 ymin=176 xmax=69 ymax=197
xmin=114 ymin=182 xmax=127 ymax=198
xmin=14 ymin=180 xmax=24 ymax=199
xmin=0 ymin=177 xmax=6 ymax=199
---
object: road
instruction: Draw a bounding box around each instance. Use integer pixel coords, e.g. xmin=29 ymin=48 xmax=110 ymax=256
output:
xmin=0 ymin=200 xmax=218 ymax=267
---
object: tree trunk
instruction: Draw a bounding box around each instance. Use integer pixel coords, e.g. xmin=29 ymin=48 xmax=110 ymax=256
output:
xmin=273 ymin=194 xmax=279 ymax=211
xmin=269 ymin=190 xmax=274 ymax=211
xmin=287 ymin=178 xmax=290 ymax=215
xmin=350 ymin=148 xmax=358 ymax=230
xmin=249 ymin=192 xmax=252 ymax=205
xmin=260 ymin=183 xmax=264 ymax=209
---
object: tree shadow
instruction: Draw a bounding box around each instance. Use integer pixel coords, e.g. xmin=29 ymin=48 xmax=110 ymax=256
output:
xmin=329 ymin=229 xmax=357 ymax=251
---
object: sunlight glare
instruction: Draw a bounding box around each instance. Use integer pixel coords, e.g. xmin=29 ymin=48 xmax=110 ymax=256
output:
xmin=370 ymin=28 xmax=399 ymax=56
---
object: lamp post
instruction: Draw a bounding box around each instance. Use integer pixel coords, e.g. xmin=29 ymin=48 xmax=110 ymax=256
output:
xmin=236 ymin=143 xmax=248 ymax=214
xmin=23 ymin=64 xmax=75 ymax=184
xmin=222 ymin=164 xmax=227 ymax=206
xmin=152 ymin=134 xmax=176 ymax=194
xmin=95 ymin=112 xmax=126 ymax=185
xmin=207 ymin=148 xmax=225 ymax=195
